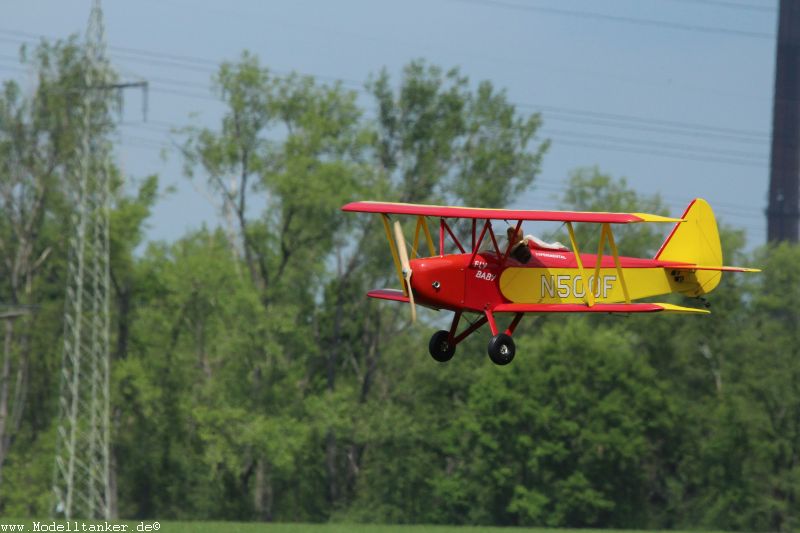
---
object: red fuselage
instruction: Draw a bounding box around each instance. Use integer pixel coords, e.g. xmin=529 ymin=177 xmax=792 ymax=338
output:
xmin=410 ymin=249 xmax=688 ymax=312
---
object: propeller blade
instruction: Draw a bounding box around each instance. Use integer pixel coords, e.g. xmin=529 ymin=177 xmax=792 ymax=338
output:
xmin=393 ymin=221 xmax=417 ymax=323
xmin=393 ymin=221 xmax=410 ymax=272
xmin=406 ymin=270 xmax=417 ymax=323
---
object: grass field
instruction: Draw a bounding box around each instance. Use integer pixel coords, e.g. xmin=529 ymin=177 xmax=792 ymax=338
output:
xmin=0 ymin=522 xmax=726 ymax=533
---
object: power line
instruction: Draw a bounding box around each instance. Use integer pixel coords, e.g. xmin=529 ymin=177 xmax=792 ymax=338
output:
xmin=107 ymin=65 xmax=769 ymax=151
xmin=522 ymin=103 xmax=769 ymax=140
xmin=112 ymin=104 xmax=769 ymax=170
xmin=663 ymin=0 xmax=777 ymax=13
xmin=0 ymin=28 xmax=770 ymax=140
xmin=541 ymin=111 xmax=768 ymax=145
xmin=98 ymin=60 xmax=768 ymax=146
xmin=108 ymin=97 xmax=770 ymax=172
xmin=545 ymin=127 xmax=767 ymax=161
xmin=0 ymin=22 xmax=770 ymax=224
xmin=97 ymin=63 xmax=771 ymax=167
xmin=550 ymin=136 xmax=766 ymax=167
xmin=535 ymin=177 xmax=764 ymax=214
xmin=0 ymin=22 xmax=773 ymax=107
xmin=452 ymin=0 xmax=775 ymax=39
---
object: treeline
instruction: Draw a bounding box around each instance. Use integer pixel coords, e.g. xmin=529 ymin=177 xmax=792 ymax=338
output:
xmin=0 ymin=39 xmax=798 ymax=531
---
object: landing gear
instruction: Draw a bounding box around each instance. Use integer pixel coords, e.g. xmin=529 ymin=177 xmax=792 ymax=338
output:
xmin=428 ymin=311 xmax=522 ymax=365
xmin=428 ymin=330 xmax=456 ymax=362
xmin=487 ymin=333 xmax=515 ymax=365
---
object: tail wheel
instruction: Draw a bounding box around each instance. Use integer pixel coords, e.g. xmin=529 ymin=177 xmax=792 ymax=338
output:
xmin=487 ymin=333 xmax=515 ymax=365
xmin=429 ymin=330 xmax=456 ymax=362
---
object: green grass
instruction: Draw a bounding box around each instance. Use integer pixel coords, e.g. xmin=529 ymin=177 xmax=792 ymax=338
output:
xmin=131 ymin=525 xmax=561 ymax=533
xmin=0 ymin=522 xmax=726 ymax=533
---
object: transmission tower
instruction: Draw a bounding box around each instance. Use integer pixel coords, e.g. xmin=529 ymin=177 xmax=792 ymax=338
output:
xmin=767 ymin=0 xmax=800 ymax=242
xmin=53 ymin=0 xmax=113 ymax=519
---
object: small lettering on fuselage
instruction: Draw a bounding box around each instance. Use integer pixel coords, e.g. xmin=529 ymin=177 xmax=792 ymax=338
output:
xmin=471 ymin=260 xmax=488 ymax=269
xmin=541 ymin=274 xmax=616 ymax=299
xmin=475 ymin=270 xmax=497 ymax=282
xmin=533 ymin=252 xmax=568 ymax=260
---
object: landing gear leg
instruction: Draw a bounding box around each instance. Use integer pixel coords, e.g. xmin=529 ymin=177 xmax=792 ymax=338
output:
xmin=485 ymin=311 xmax=522 ymax=365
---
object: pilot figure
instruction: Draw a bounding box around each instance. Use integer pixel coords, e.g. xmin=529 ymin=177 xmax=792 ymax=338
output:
xmin=506 ymin=227 xmax=568 ymax=263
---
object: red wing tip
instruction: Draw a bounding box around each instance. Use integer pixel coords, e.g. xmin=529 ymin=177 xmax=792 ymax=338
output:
xmin=366 ymin=289 xmax=409 ymax=302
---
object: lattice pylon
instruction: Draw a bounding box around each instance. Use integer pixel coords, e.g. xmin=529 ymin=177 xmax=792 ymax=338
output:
xmin=53 ymin=0 xmax=112 ymax=520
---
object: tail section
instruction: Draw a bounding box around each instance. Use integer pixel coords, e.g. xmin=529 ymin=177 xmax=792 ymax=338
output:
xmin=655 ymin=199 xmax=724 ymax=296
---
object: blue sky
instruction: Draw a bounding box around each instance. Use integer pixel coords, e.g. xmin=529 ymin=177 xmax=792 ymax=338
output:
xmin=1 ymin=0 xmax=776 ymax=249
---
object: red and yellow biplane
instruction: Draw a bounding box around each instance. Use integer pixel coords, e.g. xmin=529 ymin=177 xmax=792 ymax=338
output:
xmin=342 ymin=199 xmax=758 ymax=365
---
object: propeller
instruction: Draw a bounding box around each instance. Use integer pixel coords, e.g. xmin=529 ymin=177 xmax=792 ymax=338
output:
xmin=393 ymin=220 xmax=417 ymax=323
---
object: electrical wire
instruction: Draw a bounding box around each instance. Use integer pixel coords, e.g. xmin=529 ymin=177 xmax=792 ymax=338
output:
xmin=451 ymin=0 xmax=775 ymax=39
xmin=662 ymin=0 xmax=776 ymax=13
xmin=0 ymin=16 xmax=771 ymax=238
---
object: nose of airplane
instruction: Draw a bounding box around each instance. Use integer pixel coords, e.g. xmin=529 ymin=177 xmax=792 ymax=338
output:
xmin=408 ymin=256 xmax=465 ymax=309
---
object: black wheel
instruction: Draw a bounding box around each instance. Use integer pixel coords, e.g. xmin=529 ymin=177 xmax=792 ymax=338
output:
xmin=487 ymin=333 xmax=516 ymax=365
xmin=429 ymin=330 xmax=456 ymax=362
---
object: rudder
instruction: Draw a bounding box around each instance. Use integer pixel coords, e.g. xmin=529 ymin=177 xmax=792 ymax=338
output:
xmin=655 ymin=198 xmax=723 ymax=295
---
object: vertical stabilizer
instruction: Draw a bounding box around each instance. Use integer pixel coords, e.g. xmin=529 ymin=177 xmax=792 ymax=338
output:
xmin=655 ymin=198 xmax=723 ymax=295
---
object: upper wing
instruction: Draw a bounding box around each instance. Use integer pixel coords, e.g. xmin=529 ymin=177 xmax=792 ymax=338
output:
xmin=342 ymin=201 xmax=683 ymax=224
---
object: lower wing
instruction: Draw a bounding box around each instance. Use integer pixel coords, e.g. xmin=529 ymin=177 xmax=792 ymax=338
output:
xmin=368 ymin=290 xmax=707 ymax=314
xmin=494 ymin=302 xmax=709 ymax=314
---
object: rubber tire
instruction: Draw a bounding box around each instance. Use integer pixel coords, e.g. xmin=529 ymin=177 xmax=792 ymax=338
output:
xmin=487 ymin=333 xmax=516 ymax=365
xmin=429 ymin=330 xmax=456 ymax=362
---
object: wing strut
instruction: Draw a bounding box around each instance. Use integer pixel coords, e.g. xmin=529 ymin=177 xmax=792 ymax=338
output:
xmin=439 ymin=219 xmax=445 ymax=256
xmin=566 ymin=221 xmax=595 ymax=307
xmin=381 ymin=214 xmax=406 ymax=295
xmin=604 ymin=223 xmax=631 ymax=304
xmin=468 ymin=220 xmax=491 ymax=266
xmin=411 ymin=215 xmax=436 ymax=259
xmin=591 ymin=223 xmax=631 ymax=304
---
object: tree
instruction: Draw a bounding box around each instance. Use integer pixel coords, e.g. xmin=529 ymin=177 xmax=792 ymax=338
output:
xmin=370 ymin=60 xmax=548 ymax=207
xmin=684 ymin=243 xmax=800 ymax=531
xmin=174 ymin=54 xmax=551 ymax=520
xmin=0 ymin=37 xmax=97 ymax=493
xmin=422 ymin=318 xmax=675 ymax=527
xmin=179 ymin=51 xmax=374 ymax=520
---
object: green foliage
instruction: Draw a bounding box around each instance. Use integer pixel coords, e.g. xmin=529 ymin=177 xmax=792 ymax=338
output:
xmin=369 ymin=60 xmax=548 ymax=206
xmin=0 ymin=522 xmax=725 ymax=533
xmin=435 ymin=318 xmax=674 ymax=527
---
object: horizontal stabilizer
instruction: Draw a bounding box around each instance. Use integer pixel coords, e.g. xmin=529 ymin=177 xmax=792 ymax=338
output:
xmin=493 ymin=302 xmax=709 ymax=314
xmin=681 ymin=265 xmax=761 ymax=273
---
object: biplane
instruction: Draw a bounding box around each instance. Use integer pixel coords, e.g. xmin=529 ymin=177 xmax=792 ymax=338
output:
xmin=341 ymin=199 xmax=759 ymax=365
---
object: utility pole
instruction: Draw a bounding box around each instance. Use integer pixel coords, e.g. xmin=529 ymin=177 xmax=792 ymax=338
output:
xmin=768 ymin=0 xmax=800 ymax=243
xmin=52 ymin=1 xmax=148 ymax=519
xmin=53 ymin=0 xmax=113 ymax=519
